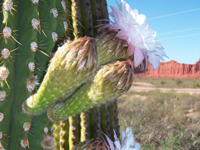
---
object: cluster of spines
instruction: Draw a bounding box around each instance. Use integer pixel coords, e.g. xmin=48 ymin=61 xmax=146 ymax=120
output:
xmin=0 ymin=0 xmax=17 ymax=149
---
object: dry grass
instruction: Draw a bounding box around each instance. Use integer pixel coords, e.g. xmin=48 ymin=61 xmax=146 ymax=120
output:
xmin=133 ymin=78 xmax=200 ymax=88
xmin=118 ymin=90 xmax=200 ymax=150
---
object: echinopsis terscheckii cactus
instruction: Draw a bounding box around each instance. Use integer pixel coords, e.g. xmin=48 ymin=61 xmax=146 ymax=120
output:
xmin=0 ymin=0 xmax=124 ymax=149
xmin=0 ymin=0 xmax=166 ymax=149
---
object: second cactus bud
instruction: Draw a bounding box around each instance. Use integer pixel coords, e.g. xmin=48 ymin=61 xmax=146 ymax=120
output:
xmin=47 ymin=61 xmax=133 ymax=121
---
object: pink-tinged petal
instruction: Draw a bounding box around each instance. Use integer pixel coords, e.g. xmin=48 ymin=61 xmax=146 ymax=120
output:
xmin=134 ymin=47 xmax=144 ymax=67
xmin=110 ymin=6 xmax=123 ymax=25
xmin=126 ymin=44 xmax=135 ymax=56
xmin=121 ymin=129 xmax=126 ymax=144
xmin=147 ymin=51 xmax=161 ymax=70
xmin=114 ymin=141 xmax=121 ymax=150
xmin=109 ymin=12 xmax=115 ymax=21
xmin=109 ymin=25 xmax=123 ymax=30
xmin=98 ymin=24 xmax=112 ymax=32
xmin=115 ymin=30 xmax=127 ymax=38
xmin=102 ymin=136 xmax=112 ymax=150
xmin=103 ymin=133 xmax=115 ymax=150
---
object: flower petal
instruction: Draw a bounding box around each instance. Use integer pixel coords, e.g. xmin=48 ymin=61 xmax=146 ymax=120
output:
xmin=134 ymin=47 xmax=144 ymax=67
xmin=126 ymin=44 xmax=135 ymax=56
xmin=103 ymin=133 xmax=115 ymax=150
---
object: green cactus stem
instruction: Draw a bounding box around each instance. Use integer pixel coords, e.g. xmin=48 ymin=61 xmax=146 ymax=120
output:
xmin=80 ymin=111 xmax=91 ymax=142
xmin=89 ymin=106 xmax=102 ymax=139
xmin=52 ymin=121 xmax=61 ymax=150
xmin=0 ymin=0 xmax=67 ymax=149
xmin=68 ymin=115 xmax=80 ymax=150
xmin=59 ymin=120 xmax=69 ymax=150
xmin=47 ymin=60 xmax=133 ymax=121
xmin=23 ymin=36 xmax=98 ymax=115
xmin=100 ymin=103 xmax=112 ymax=139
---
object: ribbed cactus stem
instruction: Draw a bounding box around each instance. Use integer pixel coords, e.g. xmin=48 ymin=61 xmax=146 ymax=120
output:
xmin=100 ymin=103 xmax=111 ymax=139
xmin=0 ymin=0 xmax=67 ymax=149
xmin=60 ymin=121 xmax=69 ymax=150
xmin=69 ymin=115 xmax=80 ymax=150
xmin=108 ymin=99 xmax=117 ymax=141
xmin=80 ymin=112 xmax=91 ymax=142
xmin=99 ymin=0 xmax=109 ymax=21
xmin=71 ymin=0 xmax=83 ymax=38
xmin=113 ymin=99 xmax=120 ymax=138
xmin=90 ymin=0 xmax=103 ymax=36
xmin=52 ymin=122 xmax=61 ymax=150
xmin=80 ymin=0 xmax=93 ymax=37
xmin=90 ymin=106 xmax=102 ymax=139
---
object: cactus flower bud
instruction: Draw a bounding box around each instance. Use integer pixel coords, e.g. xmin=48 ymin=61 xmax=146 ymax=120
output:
xmin=23 ymin=36 xmax=98 ymax=115
xmin=47 ymin=61 xmax=133 ymax=121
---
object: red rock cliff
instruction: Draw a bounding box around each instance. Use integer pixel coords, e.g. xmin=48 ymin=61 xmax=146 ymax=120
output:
xmin=134 ymin=59 xmax=200 ymax=79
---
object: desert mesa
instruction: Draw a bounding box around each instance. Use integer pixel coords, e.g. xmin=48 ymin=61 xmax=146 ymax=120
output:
xmin=134 ymin=59 xmax=200 ymax=79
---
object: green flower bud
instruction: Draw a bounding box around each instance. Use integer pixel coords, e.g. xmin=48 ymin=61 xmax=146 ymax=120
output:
xmin=47 ymin=61 xmax=133 ymax=121
xmin=23 ymin=36 xmax=98 ymax=115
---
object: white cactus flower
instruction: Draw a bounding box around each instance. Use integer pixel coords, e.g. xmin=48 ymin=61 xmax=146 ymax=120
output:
xmin=105 ymin=128 xmax=140 ymax=150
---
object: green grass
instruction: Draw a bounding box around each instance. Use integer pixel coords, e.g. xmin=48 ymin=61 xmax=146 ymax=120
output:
xmin=118 ymin=90 xmax=200 ymax=150
xmin=133 ymin=77 xmax=200 ymax=88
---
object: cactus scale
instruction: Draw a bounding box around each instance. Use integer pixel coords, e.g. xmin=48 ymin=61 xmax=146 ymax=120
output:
xmin=0 ymin=0 xmax=133 ymax=150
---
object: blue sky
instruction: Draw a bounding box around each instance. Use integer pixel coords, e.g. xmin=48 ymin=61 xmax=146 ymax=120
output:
xmin=106 ymin=0 xmax=200 ymax=64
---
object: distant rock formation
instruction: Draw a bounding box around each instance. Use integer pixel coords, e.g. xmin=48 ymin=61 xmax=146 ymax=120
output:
xmin=134 ymin=59 xmax=200 ymax=79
